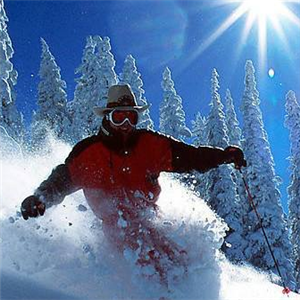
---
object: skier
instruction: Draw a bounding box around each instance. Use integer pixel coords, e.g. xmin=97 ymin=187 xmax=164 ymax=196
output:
xmin=21 ymin=84 xmax=246 ymax=283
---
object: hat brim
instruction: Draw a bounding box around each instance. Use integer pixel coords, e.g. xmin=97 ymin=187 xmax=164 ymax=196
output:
xmin=94 ymin=104 xmax=151 ymax=117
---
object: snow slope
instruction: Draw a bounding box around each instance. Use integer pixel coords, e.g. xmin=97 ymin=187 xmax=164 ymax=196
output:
xmin=0 ymin=139 xmax=298 ymax=300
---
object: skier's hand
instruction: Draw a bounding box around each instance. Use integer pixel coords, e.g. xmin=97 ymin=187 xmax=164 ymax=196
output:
xmin=21 ymin=195 xmax=46 ymax=220
xmin=224 ymin=146 xmax=247 ymax=170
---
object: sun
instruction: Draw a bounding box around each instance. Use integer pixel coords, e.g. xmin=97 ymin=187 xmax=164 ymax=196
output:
xmin=236 ymin=0 xmax=290 ymax=69
xmin=185 ymin=0 xmax=300 ymax=72
xmin=241 ymin=0 xmax=283 ymax=19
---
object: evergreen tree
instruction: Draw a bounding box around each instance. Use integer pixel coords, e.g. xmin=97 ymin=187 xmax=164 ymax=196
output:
xmin=72 ymin=36 xmax=118 ymax=140
xmin=206 ymin=69 xmax=247 ymax=262
xmin=159 ymin=67 xmax=191 ymax=140
xmin=225 ymin=88 xmax=241 ymax=147
xmin=119 ymin=54 xmax=154 ymax=130
xmin=0 ymin=0 xmax=24 ymax=144
xmin=66 ymin=100 xmax=75 ymax=133
xmin=191 ymin=112 xmax=207 ymax=147
xmin=71 ymin=36 xmax=98 ymax=141
xmin=224 ymin=88 xmax=247 ymax=226
xmin=206 ymin=69 xmax=228 ymax=149
xmin=240 ymin=60 xmax=295 ymax=288
xmin=31 ymin=38 xmax=70 ymax=149
xmin=95 ymin=36 xmax=118 ymax=101
xmin=284 ymin=90 xmax=300 ymax=291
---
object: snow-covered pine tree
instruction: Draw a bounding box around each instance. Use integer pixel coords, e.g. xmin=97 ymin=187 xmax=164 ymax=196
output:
xmin=224 ymin=88 xmax=248 ymax=233
xmin=284 ymin=90 xmax=300 ymax=291
xmin=95 ymin=36 xmax=118 ymax=103
xmin=191 ymin=112 xmax=207 ymax=147
xmin=66 ymin=100 xmax=75 ymax=140
xmin=225 ymin=89 xmax=241 ymax=147
xmin=71 ymin=36 xmax=99 ymax=141
xmin=240 ymin=60 xmax=295 ymax=288
xmin=31 ymin=38 xmax=71 ymax=150
xmin=159 ymin=67 xmax=191 ymax=140
xmin=206 ymin=69 xmax=228 ymax=149
xmin=206 ymin=68 xmax=246 ymax=262
xmin=119 ymin=54 xmax=154 ymax=130
xmin=72 ymin=36 xmax=118 ymax=140
xmin=0 ymin=0 xmax=24 ymax=144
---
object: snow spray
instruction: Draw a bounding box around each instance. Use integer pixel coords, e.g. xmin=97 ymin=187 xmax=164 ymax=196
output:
xmin=1 ymin=138 xmax=298 ymax=299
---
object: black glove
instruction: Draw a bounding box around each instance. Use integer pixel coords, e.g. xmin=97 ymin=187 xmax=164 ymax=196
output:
xmin=21 ymin=195 xmax=46 ymax=220
xmin=224 ymin=146 xmax=247 ymax=170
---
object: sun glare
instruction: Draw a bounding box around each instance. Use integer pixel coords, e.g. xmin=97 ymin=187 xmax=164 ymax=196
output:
xmin=185 ymin=0 xmax=300 ymax=74
xmin=242 ymin=0 xmax=283 ymax=18
xmin=238 ymin=0 xmax=297 ymax=70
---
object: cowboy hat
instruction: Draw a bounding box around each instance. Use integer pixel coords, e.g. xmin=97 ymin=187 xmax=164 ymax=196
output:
xmin=94 ymin=84 xmax=150 ymax=117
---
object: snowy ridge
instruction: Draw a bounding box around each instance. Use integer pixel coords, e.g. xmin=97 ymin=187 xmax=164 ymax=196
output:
xmin=0 ymin=141 xmax=298 ymax=300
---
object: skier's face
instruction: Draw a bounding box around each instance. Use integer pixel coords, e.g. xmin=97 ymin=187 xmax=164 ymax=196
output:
xmin=106 ymin=108 xmax=139 ymax=134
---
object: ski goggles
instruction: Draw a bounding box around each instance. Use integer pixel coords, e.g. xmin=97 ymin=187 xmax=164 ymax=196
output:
xmin=107 ymin=108 xmax=139 ymax=126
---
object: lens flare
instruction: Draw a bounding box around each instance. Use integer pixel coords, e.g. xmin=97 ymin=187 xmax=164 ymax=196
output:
xmin=268 ymin=68 xmax=275 ymax=78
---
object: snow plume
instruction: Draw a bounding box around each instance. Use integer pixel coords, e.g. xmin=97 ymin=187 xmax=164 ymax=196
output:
xmin=1 ymin=139 xmax=298 ymax=300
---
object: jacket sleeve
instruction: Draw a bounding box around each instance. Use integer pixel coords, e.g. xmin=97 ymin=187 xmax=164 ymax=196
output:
xmin=169 ymin=138 xmax=229 ymax=173
xmin=34 ymin=164 xmax=80 ymax=208
xmin=33 ymin=136 xmax=100 ymax=207
xmin=151 ymin=131 xmax=230 ymax=174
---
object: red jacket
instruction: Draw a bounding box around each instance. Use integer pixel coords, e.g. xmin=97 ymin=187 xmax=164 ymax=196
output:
xmin=35 ymin=129 xmax=228 ymax=244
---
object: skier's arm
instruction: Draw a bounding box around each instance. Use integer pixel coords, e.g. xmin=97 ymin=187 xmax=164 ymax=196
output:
xmin=34 ymin=164 xmax=79 ymax=207
xmin=169 ymin=139 xmax=246 ymax=173
xmin=20 ymin=137 xmax=97 ymax=220
xmin=21 ymin=163 xmax=80 ymax=220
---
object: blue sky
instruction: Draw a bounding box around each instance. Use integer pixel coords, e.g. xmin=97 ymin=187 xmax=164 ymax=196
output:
xmin=4 ymin=0 xmax=300 ymax=212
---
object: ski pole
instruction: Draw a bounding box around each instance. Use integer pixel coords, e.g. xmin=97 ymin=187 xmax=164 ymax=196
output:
xmin=238 ymin=168 xmax=291 ymax=295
